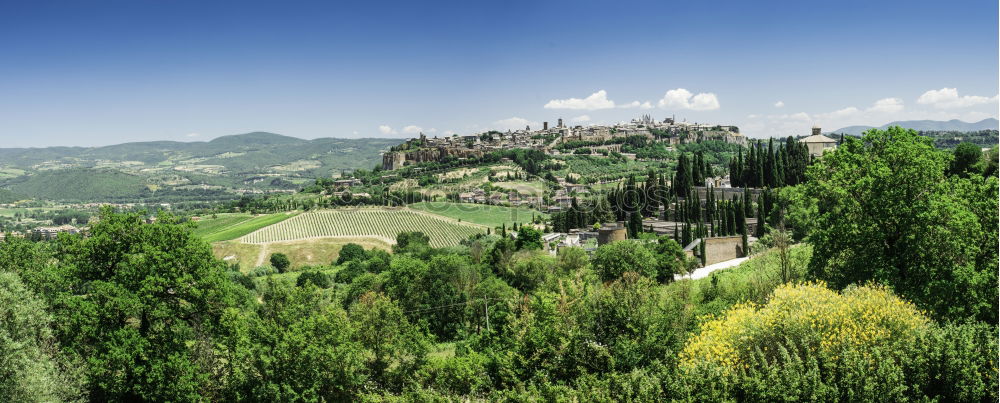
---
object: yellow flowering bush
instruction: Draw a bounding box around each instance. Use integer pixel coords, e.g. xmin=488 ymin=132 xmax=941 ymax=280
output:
xmin=679 ymin=282 xmax=930 ymax=374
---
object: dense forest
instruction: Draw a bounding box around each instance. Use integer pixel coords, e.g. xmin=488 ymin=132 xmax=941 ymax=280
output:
xmin=1 ymin=127 xmax=997 ymax=401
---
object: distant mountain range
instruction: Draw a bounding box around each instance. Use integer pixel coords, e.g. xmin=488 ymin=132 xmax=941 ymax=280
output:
xmin=829 ymin=118 xmax=999 ymax=136
xmin=0 ymin=132 xmax=403 ymax=202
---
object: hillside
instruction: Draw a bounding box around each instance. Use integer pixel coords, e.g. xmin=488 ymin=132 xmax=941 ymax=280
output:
xmin=0 ymin=132 xmax=403 ymax=202
xmin=830 ymin=118 xmax=999 ymax=136
xmin=5 ymin=169 xmax=149 ymax=201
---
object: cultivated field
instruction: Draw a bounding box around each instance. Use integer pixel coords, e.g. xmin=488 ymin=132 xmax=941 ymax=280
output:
xmin=408 ymin=201 xmax=546 ymax=228
xmin=193 ymin=212 xmax=297 ymax=243
xmin=239 ymin=208 xmax=485 ymax=247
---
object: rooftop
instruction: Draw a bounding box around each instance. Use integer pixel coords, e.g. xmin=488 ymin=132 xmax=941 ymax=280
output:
xmin=800 ymin=134 xmax=837 ymax=143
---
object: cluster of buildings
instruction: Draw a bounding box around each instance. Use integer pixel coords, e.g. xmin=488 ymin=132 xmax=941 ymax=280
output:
xmin=0 ymin=224 xmax=82 ymax=241
xmin=382 ymin=115 xmax=748 ymax=170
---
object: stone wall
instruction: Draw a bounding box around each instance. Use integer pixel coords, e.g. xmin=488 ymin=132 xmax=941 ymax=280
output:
xmin=381 ymin=147 xmax=484 ymax=170
xmin=703 ymin=236 xmax=745 ymax=266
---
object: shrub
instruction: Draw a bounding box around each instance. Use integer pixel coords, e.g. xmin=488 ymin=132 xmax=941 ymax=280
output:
xmin=296 ymin=271 xmax=332 ymax=288
xmin=675 ymin=282 xmax=997 ymax=401
xmin=336 ymin=243 xmax=368 ymax=265
xmin=249 ymin=265 xmax=278 ymax=277
xmin=680 ymin=283 xmax=930 ymax=375
xmin=269 ymin=253 xmax=291 ymax=273
xmin=228 ymin=270 xmax=256 ymax=290
xmin=592 ymin=241 xmax=656 ymax=282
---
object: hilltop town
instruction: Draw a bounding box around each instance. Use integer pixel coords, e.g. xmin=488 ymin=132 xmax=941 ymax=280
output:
xmin=382 ymin=115 xmax=746 ymax=170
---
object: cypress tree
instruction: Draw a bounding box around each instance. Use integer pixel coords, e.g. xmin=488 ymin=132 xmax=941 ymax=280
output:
xmin=755 ymin=201 xmax=766 ymax=238
xmin=733 ymin=201 xmax=740 ymax=235
xmin=744 ymin=188 xmax=753 ymax=218
xmin=699 ymin=239 xmax=707 ymax=266
xmin=741 ymin=229 xmax=748 ymax=257
xmin=756 ymin=143 xmax=765 ymax=188
xmin=628 ymin=211 xmax=642 ymax=237
xmin=736 ymin=199 xmax=746 ymax=235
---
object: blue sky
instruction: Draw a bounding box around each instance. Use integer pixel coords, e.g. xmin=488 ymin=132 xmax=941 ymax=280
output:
xmin=0 ymin=0 xmax=997 ymax=147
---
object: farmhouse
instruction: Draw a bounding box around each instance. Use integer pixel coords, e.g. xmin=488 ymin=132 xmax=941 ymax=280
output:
xmin=801 ymin=126 xmax=837 ymax=157
xmin=554 ymin=195 xmax=574 ymax=208
xmin=334 ymin=178 xmax=363 ymax=187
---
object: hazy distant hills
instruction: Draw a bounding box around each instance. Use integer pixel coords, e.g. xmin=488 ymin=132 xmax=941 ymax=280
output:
xmin=0 ymin=132 xmax=400 ymax=169
xmin=829 ymin=118 xmax=999 ymax=136
xmin=0 ymin=132 xmax=403 ymax=202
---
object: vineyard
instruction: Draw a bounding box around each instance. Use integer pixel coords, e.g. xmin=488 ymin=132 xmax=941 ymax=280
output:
xmin=240 ymin=208 xmax=485 ymax=247
xmin=193 ymin=212 xmax=297 ymax=243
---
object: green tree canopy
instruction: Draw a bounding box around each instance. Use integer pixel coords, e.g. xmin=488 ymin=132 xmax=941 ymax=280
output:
xmin=270 ymin=253 xmax=291 ymax=272
xmin=52 ymin=208 xmax=244 ymax=400
xmin=514 ymin=225 xmax=542 ymax=250
xmin=592 ymin=241 xmax=657 ymax=282
xmin=805 ymin=127 xmax=998 ymax=323
xmin=0 ymin=272 xmax=85 ymax=402
xmin=950 ymin=141 xmax=984 ymax=177
xmin=336 ymin=243 xmax=368 ymax=265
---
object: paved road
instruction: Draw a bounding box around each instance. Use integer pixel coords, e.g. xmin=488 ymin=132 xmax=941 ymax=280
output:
xmin=675 ymin=256 xmax=751 ymax=281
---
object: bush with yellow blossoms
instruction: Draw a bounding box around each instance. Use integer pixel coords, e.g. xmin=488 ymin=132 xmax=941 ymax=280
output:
xmin=674 ymin=282 xmax=997 ymax=401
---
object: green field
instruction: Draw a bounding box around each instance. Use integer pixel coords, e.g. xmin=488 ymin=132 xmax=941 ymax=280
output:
xmin=212 ymin=237 xmax=392 ymax=271
xmin=408 ymin=201 xmax=547 ymax=228
xmin=239 ymin=208 xmax=485 ymax=247
xmin=490 ymin=180 xmax=547 ymax=196
xmin=193 ymin=212 xmax=297 ymax=243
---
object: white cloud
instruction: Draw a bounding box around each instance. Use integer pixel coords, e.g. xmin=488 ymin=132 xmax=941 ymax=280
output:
xmin=741 ymin=92 xmax=999 ymax=138
xmin=774 ymin=101 xmax=784 ymax=108
xmin=619 ymin=100 xmax=653 ymax=110
xmin=402 ymin=125 xmax=423 ymax=134
xmin=917 ymin=88 xmax=998 ymax=109
xmin=378 ymin=125 xmax=397 ymax=135
xmin=544 ymin=90 xmax=616 ymax=110
xmin=426 ymin=128 xmax=437 ymax=133
xmin=185 ymin=132 xmax=200 ymax=138
xmin=444 ymin=130 xmax=456 ymax=136
xmin=868 ymin=97 xmax=904 ymax=113
xmin=657 ymin=88 xmax=720 ymax=111
xmin=570 ymin=115 xmax=591 ymax=123
xmin=818 ymin=107 xmax=860 ymax=120
xmin=493 ymin=117 xmax=538 ymax=130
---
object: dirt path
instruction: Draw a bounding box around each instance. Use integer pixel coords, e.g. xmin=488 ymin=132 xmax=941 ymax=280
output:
xmin=254 ymin=242 xmax=270 ymax=267
xmin=675 ymin=256 xmax=751 ymax=281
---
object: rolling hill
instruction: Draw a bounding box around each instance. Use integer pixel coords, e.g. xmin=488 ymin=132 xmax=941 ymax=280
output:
xmin=830 ymin=118 xmax=999 ymax=136
xmin=0 ymin=132 xmax=404 ymax=202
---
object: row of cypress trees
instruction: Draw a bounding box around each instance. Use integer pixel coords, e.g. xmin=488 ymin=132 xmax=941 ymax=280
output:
xmin=729 ymin=137 xmax=810 ymax=188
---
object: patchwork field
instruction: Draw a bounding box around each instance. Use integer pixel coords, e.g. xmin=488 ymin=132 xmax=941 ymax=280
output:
xmin=408 ymin=201 xmax=546 ymax=228
xmin=239 ymin=208 xmax=485 ymax=247
xmin=193 ymin=212 xmax=297 ymax=243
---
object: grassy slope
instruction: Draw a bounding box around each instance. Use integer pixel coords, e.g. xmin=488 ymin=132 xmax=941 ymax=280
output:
xmin=197 ymin=212 xmax=297 ymax=243
xmin=191 ymin=214 xmax=254 ymax=237
xmin=408 ymin=202 xmax=547 ymax=228
xmin=213 ymin=237 xmax=392 ymax=271
xmin=661 ymin=244 xmax=814 ymax=322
